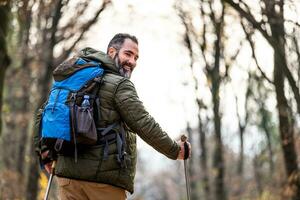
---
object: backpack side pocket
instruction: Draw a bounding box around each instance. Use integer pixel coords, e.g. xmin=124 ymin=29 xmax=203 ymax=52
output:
xmin=75 ymin=105 xmax=97 ymax=145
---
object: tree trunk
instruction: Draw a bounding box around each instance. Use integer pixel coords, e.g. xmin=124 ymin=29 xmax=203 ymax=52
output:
xmin=1 ymin=3 xmax=33 ymax=198
xmin=271 ymin=1 xmax=300 ymax=198
xmin=253 ymin=155 xmax=263 ymax=196
xmin=274 ymin=48 xmax=300 ymax=199
xmin=0 ymin=1 xmax=11 ymax=136
xmin=198 ymin=113 xmax=211 ymax=200
xmin=25 ymin=59 xmax=53 ymax=200
xmin=211 ymin=6 xmax=226 ymax=200
xmin=235 ymin=94 xmax=246 ymax=177
xmin=261 ymin=113 xmax=274 ymax=175
xmin=223 ymin=0 xmax=300 ymax=198
xmin=266 ymin=132 xmax=274 ymax=175
xmin=236 ymin=124 xmax=245 ymax=197
xmin=186 ymin=123 xmax=198 ymax=200
xmin=235 ymin=92 xmax=248 ymax=196
xmin=25 ymin=118 xmax=39 ymax=200
xmin=237 ymin=127 xmax=244 ymax=176
xmin=25 ymin=60 xmax=55 ymax=198
xmin=212 ymin=80 xmax=226 ymax=200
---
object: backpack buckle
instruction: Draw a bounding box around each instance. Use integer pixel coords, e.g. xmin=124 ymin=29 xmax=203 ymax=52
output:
xmin=70 ymin=93 xmax=77 ymax=100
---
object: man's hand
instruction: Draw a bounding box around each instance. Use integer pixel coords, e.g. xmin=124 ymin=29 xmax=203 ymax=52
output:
xmin=44 ymin=162 xmax=53 ymax=174
xmin=41 ymin=150 xmax=53 ymax=174
xmin=177 ymin=135 xmax=191 ymax=160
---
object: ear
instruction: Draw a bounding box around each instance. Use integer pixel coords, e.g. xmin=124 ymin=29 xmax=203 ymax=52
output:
xmin=108 ymin=47 xmax=117 ymax=59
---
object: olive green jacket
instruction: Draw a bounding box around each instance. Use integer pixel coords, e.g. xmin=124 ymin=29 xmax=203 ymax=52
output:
xmin=34 ymin=47 xmax=180 ymax=193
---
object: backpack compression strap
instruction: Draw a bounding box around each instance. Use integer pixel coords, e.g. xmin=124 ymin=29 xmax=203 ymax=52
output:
xmin=97 ymin=122 xmax=119 ymax=160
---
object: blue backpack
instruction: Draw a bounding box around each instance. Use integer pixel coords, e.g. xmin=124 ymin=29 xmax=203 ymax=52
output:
xmin=40 ymin=57 xmax=104 ymax=159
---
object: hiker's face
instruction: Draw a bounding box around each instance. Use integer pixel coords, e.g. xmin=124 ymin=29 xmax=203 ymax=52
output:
xmin=109 ymin=39 xmax=139 ymax=78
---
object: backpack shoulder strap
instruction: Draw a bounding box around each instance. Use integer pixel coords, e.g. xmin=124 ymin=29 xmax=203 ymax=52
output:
xmin=92 ymin=76 xmax=104 ymax=123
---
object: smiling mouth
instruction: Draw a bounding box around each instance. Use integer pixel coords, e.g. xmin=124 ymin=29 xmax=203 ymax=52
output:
xmin=123 ymin=65 xmax=131 ymax=72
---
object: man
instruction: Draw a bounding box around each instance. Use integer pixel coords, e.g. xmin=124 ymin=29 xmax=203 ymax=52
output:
xmin=35 ymin=33 xmax=191 ymax=199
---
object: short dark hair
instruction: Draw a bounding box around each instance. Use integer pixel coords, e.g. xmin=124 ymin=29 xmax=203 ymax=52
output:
xmin=107 ymin=33 xmax=138 ymax=53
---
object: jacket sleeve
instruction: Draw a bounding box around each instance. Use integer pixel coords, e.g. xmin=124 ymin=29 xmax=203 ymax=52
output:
xmin=33 ymin=104 xmax=48 ymax=155
xmin=114 ymin=79 xmax=180 ymax=160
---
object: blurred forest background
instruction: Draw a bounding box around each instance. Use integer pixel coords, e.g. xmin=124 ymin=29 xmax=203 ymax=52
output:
xmin=1 ymin=0 xmax=300 ymax=199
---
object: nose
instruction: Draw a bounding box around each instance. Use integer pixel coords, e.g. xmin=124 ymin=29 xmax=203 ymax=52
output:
xmin=128 ymin=57 xmax=136 ymax=68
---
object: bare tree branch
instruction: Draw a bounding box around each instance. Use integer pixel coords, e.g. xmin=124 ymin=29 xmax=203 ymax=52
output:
xmin=228 ymin=0 xmax=300 ymax=115
xmin=291 ymin=31 xmax=300 ymax=88
xmin=50 ymin=0 xmax=64 ymax=47
xmin=222 ymin=0 xmax=275 ymax=47
xmin=240 ymin=20 xmax=273 ymax=84
xmin=224 ymin=38 xmax=244 ymax=78
xmin=282 ymin=60 xmax=300 ymax=114
xmin=286 ymin=19 xmax=300 ymax=28
xmin=55 ymin=1 xmax=89 ymax=43
xmin=55 ymin=0 xmax=111 ymax=65
xmin=176 ymin=3 xmax=194 ymax=66
xmin=199 ymin=0 xmax=210 ymax=75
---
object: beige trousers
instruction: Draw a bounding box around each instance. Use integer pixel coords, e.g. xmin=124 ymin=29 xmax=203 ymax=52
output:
xmin=57 ymin=177 xmax=126 ymax=200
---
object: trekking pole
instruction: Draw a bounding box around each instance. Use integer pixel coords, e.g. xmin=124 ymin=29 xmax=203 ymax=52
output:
xmin=181 ymin=135 xmax=191 ymax=200
xmin=44 ymin=161 xmax=56 ymax=200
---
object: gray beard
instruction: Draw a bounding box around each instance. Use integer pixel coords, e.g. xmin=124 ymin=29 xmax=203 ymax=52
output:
xmin=119 ymin=66 xmax=131 ymax=79
xmin=114 ymin=55 xmax=131 ymax=79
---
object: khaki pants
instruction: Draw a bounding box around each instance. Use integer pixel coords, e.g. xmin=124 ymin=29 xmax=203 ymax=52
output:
xmin=57 ymin=177 xmax=126 ymax=200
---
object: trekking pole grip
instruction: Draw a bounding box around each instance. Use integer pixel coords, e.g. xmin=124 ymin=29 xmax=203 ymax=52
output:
xmin=181 ymin=135 xmax=187 ymax=142
xmin=180 ymin=135 xmax=189 ymax=160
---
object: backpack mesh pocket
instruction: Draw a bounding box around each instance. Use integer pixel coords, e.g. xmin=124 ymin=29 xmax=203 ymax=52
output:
xmin=75 ymin=105 xmax=97 ymax=145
